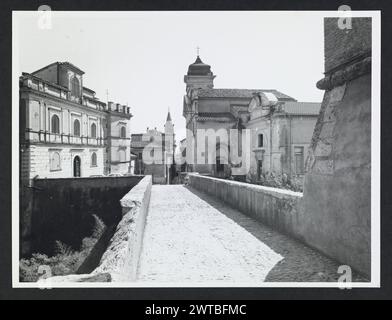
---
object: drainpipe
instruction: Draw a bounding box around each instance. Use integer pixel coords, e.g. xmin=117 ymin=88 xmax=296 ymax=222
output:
xmin=289 ymin=115 xmax=292 ymax=176
xmin=270 ymin=113 xmax=273 ymax=173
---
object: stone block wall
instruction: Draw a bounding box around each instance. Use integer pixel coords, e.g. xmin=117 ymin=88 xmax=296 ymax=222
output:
xmin=324 ymin=18 xmax=371 ymax=73
xmin=25 ymin=144 xmax=105 ymax=179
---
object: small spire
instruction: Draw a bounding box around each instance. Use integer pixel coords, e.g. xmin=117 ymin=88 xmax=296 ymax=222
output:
xmin=166 ymin=109 xmax=172 ymax=122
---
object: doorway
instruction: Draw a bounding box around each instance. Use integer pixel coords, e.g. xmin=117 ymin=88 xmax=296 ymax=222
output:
xmin=73 ymin=156 xmax=81 ymax=177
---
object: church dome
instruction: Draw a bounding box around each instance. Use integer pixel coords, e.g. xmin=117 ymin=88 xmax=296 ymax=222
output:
xmin=187 ymin=56 xmax=213 ymax=76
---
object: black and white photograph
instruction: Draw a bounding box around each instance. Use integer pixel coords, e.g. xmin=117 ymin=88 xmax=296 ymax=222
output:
xmin=1 ymin=0 xmax=390 ymax=303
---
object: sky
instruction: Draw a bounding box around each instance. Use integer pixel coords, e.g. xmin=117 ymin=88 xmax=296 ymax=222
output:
xmin=14 ymin=11 xmax=325 ymax=143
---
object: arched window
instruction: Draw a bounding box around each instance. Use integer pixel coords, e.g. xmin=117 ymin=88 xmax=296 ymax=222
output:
xmin=50 ymin=151 xmax=61 ymax=171
xmin=120 ymin=126 xmax=126 ymax=138
xmin=70 ymin=76 xmax=80 ymax=97
xmin=90 ymin=123 xmax=97 ymax=138
xmin=51 ymin=114 xmax=60 ymax=134
xmin=91 ymin=152 xmax=97 ymax=167
xmin=73 ymin=119 xmax=80 ymax=136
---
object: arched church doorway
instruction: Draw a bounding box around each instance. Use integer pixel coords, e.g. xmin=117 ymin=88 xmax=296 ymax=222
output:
xmin=73 ymin=156 xmax=81 ymax=177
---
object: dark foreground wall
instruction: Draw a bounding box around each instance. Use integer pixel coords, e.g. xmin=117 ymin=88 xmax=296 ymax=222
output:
xmin=302 ymin=18 xmax=372 ymax=276
xmin=21 ymin=175 xmax=143 ymax=256
xmin=38 ymin=176 xmax=153 ymax=283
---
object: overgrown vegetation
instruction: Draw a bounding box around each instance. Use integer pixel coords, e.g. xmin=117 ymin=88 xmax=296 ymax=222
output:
xmin=244 ymin=172 xmax=304 ymax=192
xmin=20 ymin=214 xmax=106 ymax=282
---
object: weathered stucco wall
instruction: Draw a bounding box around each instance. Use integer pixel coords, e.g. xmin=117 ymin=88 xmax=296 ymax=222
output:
xmin=22 ymin=175 xmax=144 ymax=256
xmin=301 ymin=17 xmax=372 ymax=277
xmin=303 ymin=75 xmax=371 ymax=276
xmin=188 ymin=174 xmax=304 ymax=238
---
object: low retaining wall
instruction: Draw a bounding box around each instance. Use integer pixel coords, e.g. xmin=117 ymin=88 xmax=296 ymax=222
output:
xmin=188 ymin=173 xmax=370 ymax=277
xmin=22 ymin=175 xmax=144 ymax=256
xmin=188 ymin=174 xmax=304 ymax=240
xmin=38 ymin=175 xmax=152 ymax=284
xmin=92 ymin=175 xmax=152 ymax=281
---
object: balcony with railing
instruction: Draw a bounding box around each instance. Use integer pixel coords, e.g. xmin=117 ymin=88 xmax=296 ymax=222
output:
xmin=25 ymin=129 xmax=106 ymax=147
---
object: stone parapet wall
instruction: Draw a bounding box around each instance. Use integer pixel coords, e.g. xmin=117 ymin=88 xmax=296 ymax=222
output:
xmin=92 ymin=175 xmax=152 ymax=281
xmin=187 ymin=172 xmax=370 ymax=278
xmin=187 ymin=174 xmax=304 ymax=239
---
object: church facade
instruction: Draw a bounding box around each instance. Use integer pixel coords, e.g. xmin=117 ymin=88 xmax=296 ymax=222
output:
xmin=19 ymin=62 xmax=132 ymax=181
xmin=131 ymin=112 xmax=175 ymax=184
xmin=182 ymin=55 xmax=320 ymax=180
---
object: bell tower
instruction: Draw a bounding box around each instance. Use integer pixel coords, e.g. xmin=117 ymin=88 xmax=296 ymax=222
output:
xmin=184 ymin=50 xmax=216 ymax=91
xmin=164 ymin=110 xmax=174 ymax=136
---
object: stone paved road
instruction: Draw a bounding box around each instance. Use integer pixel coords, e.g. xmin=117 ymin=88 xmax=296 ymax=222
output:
xmin=137 ymin=185 xmax=367 ymax=284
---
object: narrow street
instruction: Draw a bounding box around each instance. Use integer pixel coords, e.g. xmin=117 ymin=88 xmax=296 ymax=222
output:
xmin=137 ymin=185 xmax=364 ymax=283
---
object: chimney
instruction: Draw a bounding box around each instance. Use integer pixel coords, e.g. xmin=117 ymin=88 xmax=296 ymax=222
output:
xmin=108 ymin=101 xmax=114 ymax=111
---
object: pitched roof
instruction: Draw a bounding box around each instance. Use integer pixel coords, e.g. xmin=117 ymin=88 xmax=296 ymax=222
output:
xmin=197 ymin=88 xmax=295 ymax=101
xmin=31 ymin=61 xmax=85 ymax=76
xmin=282 ymin=102 xmax=321 ymax=115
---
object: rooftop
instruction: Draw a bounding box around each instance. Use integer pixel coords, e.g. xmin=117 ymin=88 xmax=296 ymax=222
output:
xmin=197 ymin=88 xmax=296 ymax=101
xmin=187 ymin=56 xmax=213 ymax=76
xmin=282 ymin=101 xmax=321 ymax=115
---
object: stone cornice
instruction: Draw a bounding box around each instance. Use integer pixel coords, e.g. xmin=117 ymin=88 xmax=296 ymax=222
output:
xmin=21 ymin=88 xmax=107 ymax=117
xmin=316 ymin=56 xmax=371 ymax=91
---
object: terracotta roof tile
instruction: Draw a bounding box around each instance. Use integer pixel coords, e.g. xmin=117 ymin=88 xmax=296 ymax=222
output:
xmin=197 ymin=88 xmax=295 ymax=100
xmin=282 ymin=102 xmax=321 ymax=115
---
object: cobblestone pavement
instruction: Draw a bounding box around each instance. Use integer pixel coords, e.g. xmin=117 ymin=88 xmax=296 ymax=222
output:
xmin=137 ymin=185 xmax=368 ymax=283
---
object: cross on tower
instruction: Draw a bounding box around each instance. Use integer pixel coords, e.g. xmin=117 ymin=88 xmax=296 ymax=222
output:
xmin=196 ymin=46 xmax=200 ymax=56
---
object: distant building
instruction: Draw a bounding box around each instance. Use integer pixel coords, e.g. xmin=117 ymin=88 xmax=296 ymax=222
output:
xmin=182 ymin=55 xmax=320 ymax=179
xmin=19 ymin=61 xmax=132 ymax=181
xmin=246 ymin=95 xmax=320 ymax=181
xmin=177 ymin=138 xmax=187 ymax=172
xmin=106 ymin=101 xmax=132 ymax=174
xmin=131 ymin=112 xmax=175 ymax=184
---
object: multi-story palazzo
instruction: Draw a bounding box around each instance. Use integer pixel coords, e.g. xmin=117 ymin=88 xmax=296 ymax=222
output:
xmin=19 ymin=61 xmax=132 ymax=181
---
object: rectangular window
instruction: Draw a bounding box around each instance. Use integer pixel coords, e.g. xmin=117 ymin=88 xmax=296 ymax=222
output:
xmin=257 ymin=160 xmax=263 ymax=179
xmin=294 ymin=146 xmax=304 ymax=174
xmin=258 ymin=134 xmax=264 ymax=148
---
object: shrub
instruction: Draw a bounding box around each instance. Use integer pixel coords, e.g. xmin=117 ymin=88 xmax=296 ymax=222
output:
xmin=20 ymin=214 xmax=107 ymax=282
xmin=242 ymin=171 xmax=303 ymax=192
